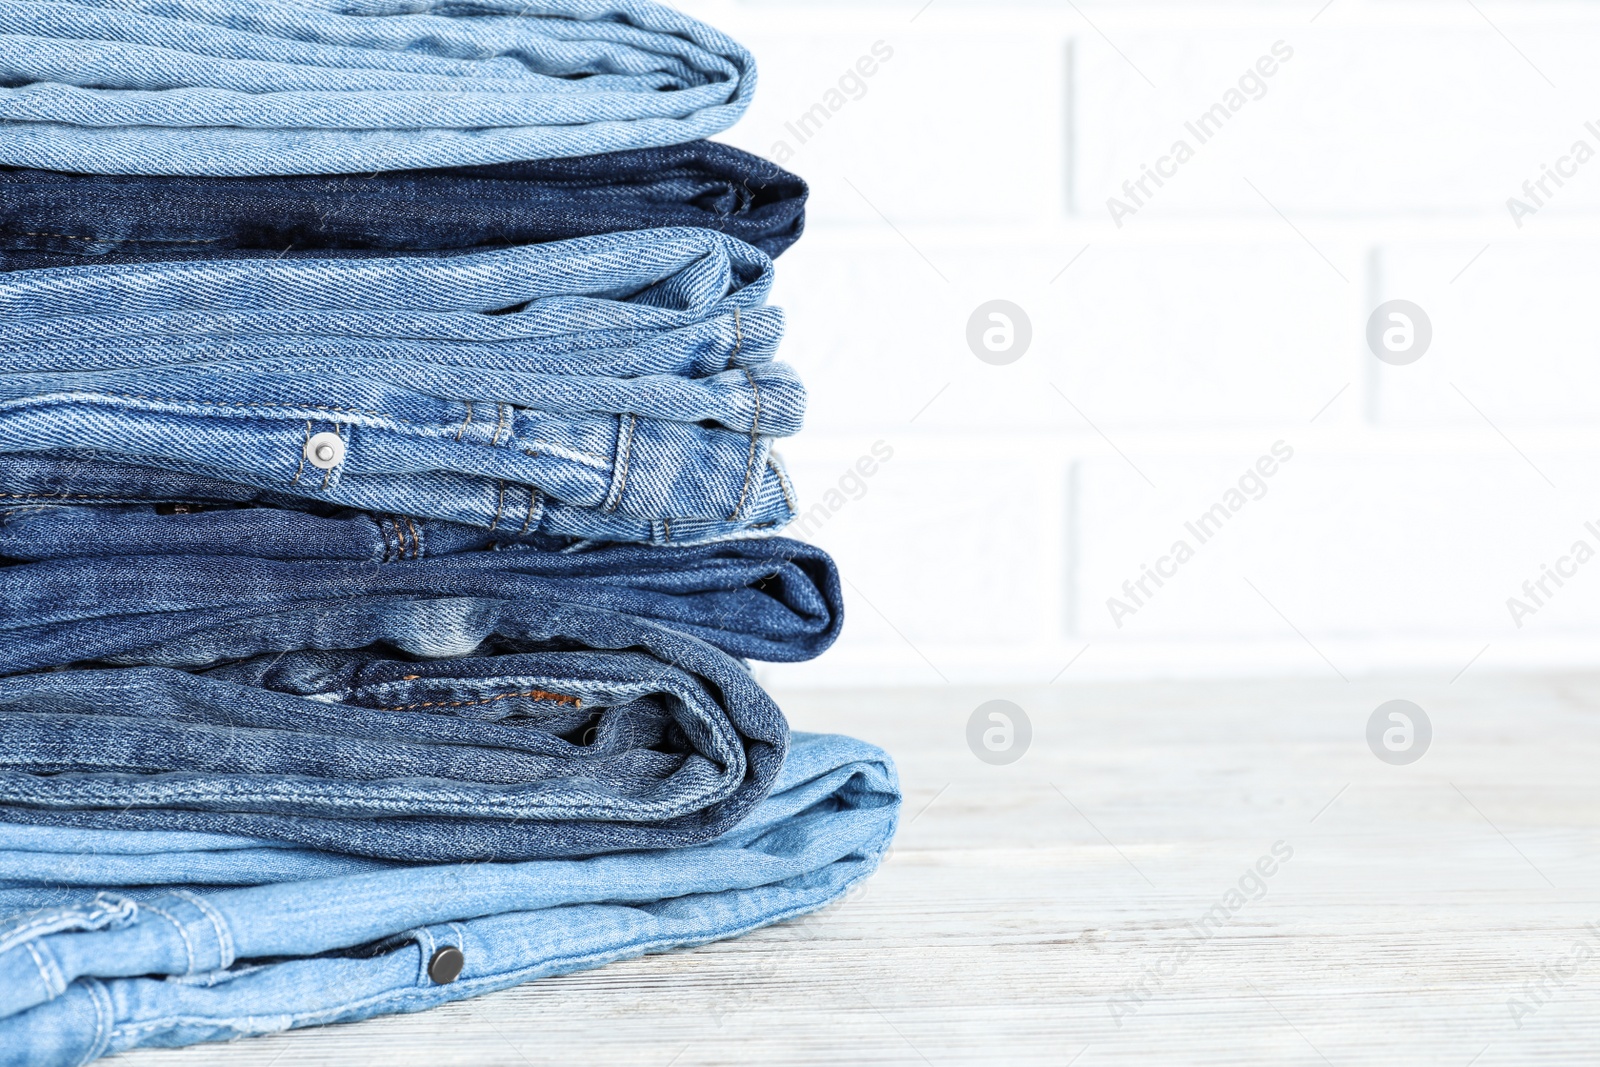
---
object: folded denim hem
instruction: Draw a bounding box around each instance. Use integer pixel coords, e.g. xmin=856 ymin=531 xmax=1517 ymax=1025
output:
xmin=0 ymin=141 xmax=807 ymax=264
xmin=0 ymin=733 xmax=899 ymax=1066
xmin=0 ymin=504 xmax=842 ymax=663
xmin=0 ymin=0 xmax=756 ymax=176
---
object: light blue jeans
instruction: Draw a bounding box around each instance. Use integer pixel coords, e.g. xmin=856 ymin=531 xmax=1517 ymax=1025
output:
xmin=0 ymin=732 xmax=899 ymax=1066
xmin=0 ymin=0 xmax=754 ymax=176
xmin=0 ymin=228 xmax=799 ymax=542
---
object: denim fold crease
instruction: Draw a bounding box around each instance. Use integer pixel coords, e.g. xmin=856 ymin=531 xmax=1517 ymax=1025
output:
xmin=0 ymin=140 xmax=807 ymax=270
xmin=0 ymin=227 xmax=801 ymax=543
xmin=0 ymin=732 xmax=899 ymax=1065
xmin=0 ymin=0 xmax=756 ymax=176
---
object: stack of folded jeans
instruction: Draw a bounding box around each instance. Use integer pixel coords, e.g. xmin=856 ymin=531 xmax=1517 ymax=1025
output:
xmin=0 ymin=2 xmax=897 ymax=1062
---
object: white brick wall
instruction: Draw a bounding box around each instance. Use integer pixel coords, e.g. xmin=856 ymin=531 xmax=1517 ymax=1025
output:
xmin=675 ymin=1 xmax=1600 ymax=684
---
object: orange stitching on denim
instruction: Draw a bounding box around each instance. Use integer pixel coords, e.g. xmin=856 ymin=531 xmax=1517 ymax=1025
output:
xmin=518 ymin=487 xmax=536 ymax=535
xmin=291 ymin=421 xmax=310 ymax=486
xmin=729 ymin=367 xmax=762 ymax=521
xmin=456 ymin=400 xmax=473 ymax=442
xmin=489 ymin=480 xmax=506 ymax=531
xmin=390 ymin=516 xmax=409 ymax=560
xmin=491 ymin=403 xmax=508 ymax=447
xmin=403 ymin=517 xmax=421 ymax=559
xmin=380 ymin=689 xmax=580 ymax=712
xmin=318 ymin=424 xmax=338 ymax=490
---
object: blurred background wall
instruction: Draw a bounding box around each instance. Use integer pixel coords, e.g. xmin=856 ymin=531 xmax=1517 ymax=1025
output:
xmin=677 ymin=0 xmax=1600 ymax=686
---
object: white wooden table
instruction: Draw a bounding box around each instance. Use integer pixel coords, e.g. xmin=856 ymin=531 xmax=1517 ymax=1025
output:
xmin=120 ymin=677 xmax=1600 ymax=1065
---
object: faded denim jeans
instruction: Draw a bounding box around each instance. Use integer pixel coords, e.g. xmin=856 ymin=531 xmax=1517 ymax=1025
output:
xmin=0 ymin=0 xmax=755 ymax=176
xmin=0 ymin=732 xmax=900 ymax=1066
xmin=0 ymin=227 xmax=799 ymax=543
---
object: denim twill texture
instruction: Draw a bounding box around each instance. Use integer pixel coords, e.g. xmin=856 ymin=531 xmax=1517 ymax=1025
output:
xmin=0 ymin=500 xmax=844 ymax=664
xmin=0 ymin=733 xmax=900 ymax=1067
xmin=0 ymin=227 xmax=800 ymax=543
xmin=0 ymin=141 xmax=808 ymax=271
xmin=0 ymin=629 xmax=785 ymax=861
xmin=0 ymin=0 xmax=755 ymax=176
xmin=0 ymin=4 xmax=903 ymax=1060
xmin=0 ymin=493 xmax=853 ymax=859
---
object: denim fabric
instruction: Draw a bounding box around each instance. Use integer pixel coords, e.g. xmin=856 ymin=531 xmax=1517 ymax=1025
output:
xmin=0 ymin=733 xmax=899 ymax=1066
xmin=0 ymin=551 xmax=800 ymax=859
xmin=0 ymin=499 xmax=843 ymax=664
xmin=0 ymin=227 xmax=799 ymax=543
xmin=0 ymin=141 xmax=807 ymax=271
xmin=0 ymin=0 xmax=754 ymax=176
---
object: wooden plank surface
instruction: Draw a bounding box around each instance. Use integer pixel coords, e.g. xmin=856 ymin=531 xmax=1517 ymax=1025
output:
xmin=117 ymin=676 xmax=1600 ymax=1065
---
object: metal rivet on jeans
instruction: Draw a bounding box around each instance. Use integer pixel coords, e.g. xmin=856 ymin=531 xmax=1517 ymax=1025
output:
xmin=304 ymin=431 xmax=345 ymax=470
xmin=428 ymin=945 xmax=465 ymax=985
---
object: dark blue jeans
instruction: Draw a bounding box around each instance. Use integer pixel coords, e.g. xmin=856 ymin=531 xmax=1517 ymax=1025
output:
xmin=0 ymin=141 xmax=806 ymax=270
xmin=0 ymin=497 xmax=839 ymax=861
xmin=0 ymin=498 xmax=842 ymax=664
xmin=0 ymin=616 xmax=787 ymax=864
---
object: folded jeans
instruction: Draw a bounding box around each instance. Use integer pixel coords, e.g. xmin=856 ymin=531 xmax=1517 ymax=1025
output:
xmin=0 ymin=732 xmax=899 ymax=1066
xmin=0 ymin=0 xmax=755 ymax=176
xmin=0 ymin=566 xmax=797 ymax=860
xmin=0 ymin=140 xmax=807 ymax=270
xmin=0 ymin=499 xmax=842 ymax=664
xmin=0 ymin=228 xmax=800 ymax=541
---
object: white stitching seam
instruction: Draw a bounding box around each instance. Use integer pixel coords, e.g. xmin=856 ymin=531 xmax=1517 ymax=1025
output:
xmin=137 ymin=901 xmax=197 ymax=975
xmin=174 ymin=890 xmax=235 ymax=969
xmin=728 ymin=366 xmax=762 ymax=521
xmin=23 ymin=939 xmax=64 ymax=997
xmin=78 ymin=977 xmax=112 ymax=1067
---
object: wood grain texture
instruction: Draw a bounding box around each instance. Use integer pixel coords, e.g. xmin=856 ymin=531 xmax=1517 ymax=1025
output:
xmin=116 ymin=676 xmax=1600 ymax=1066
